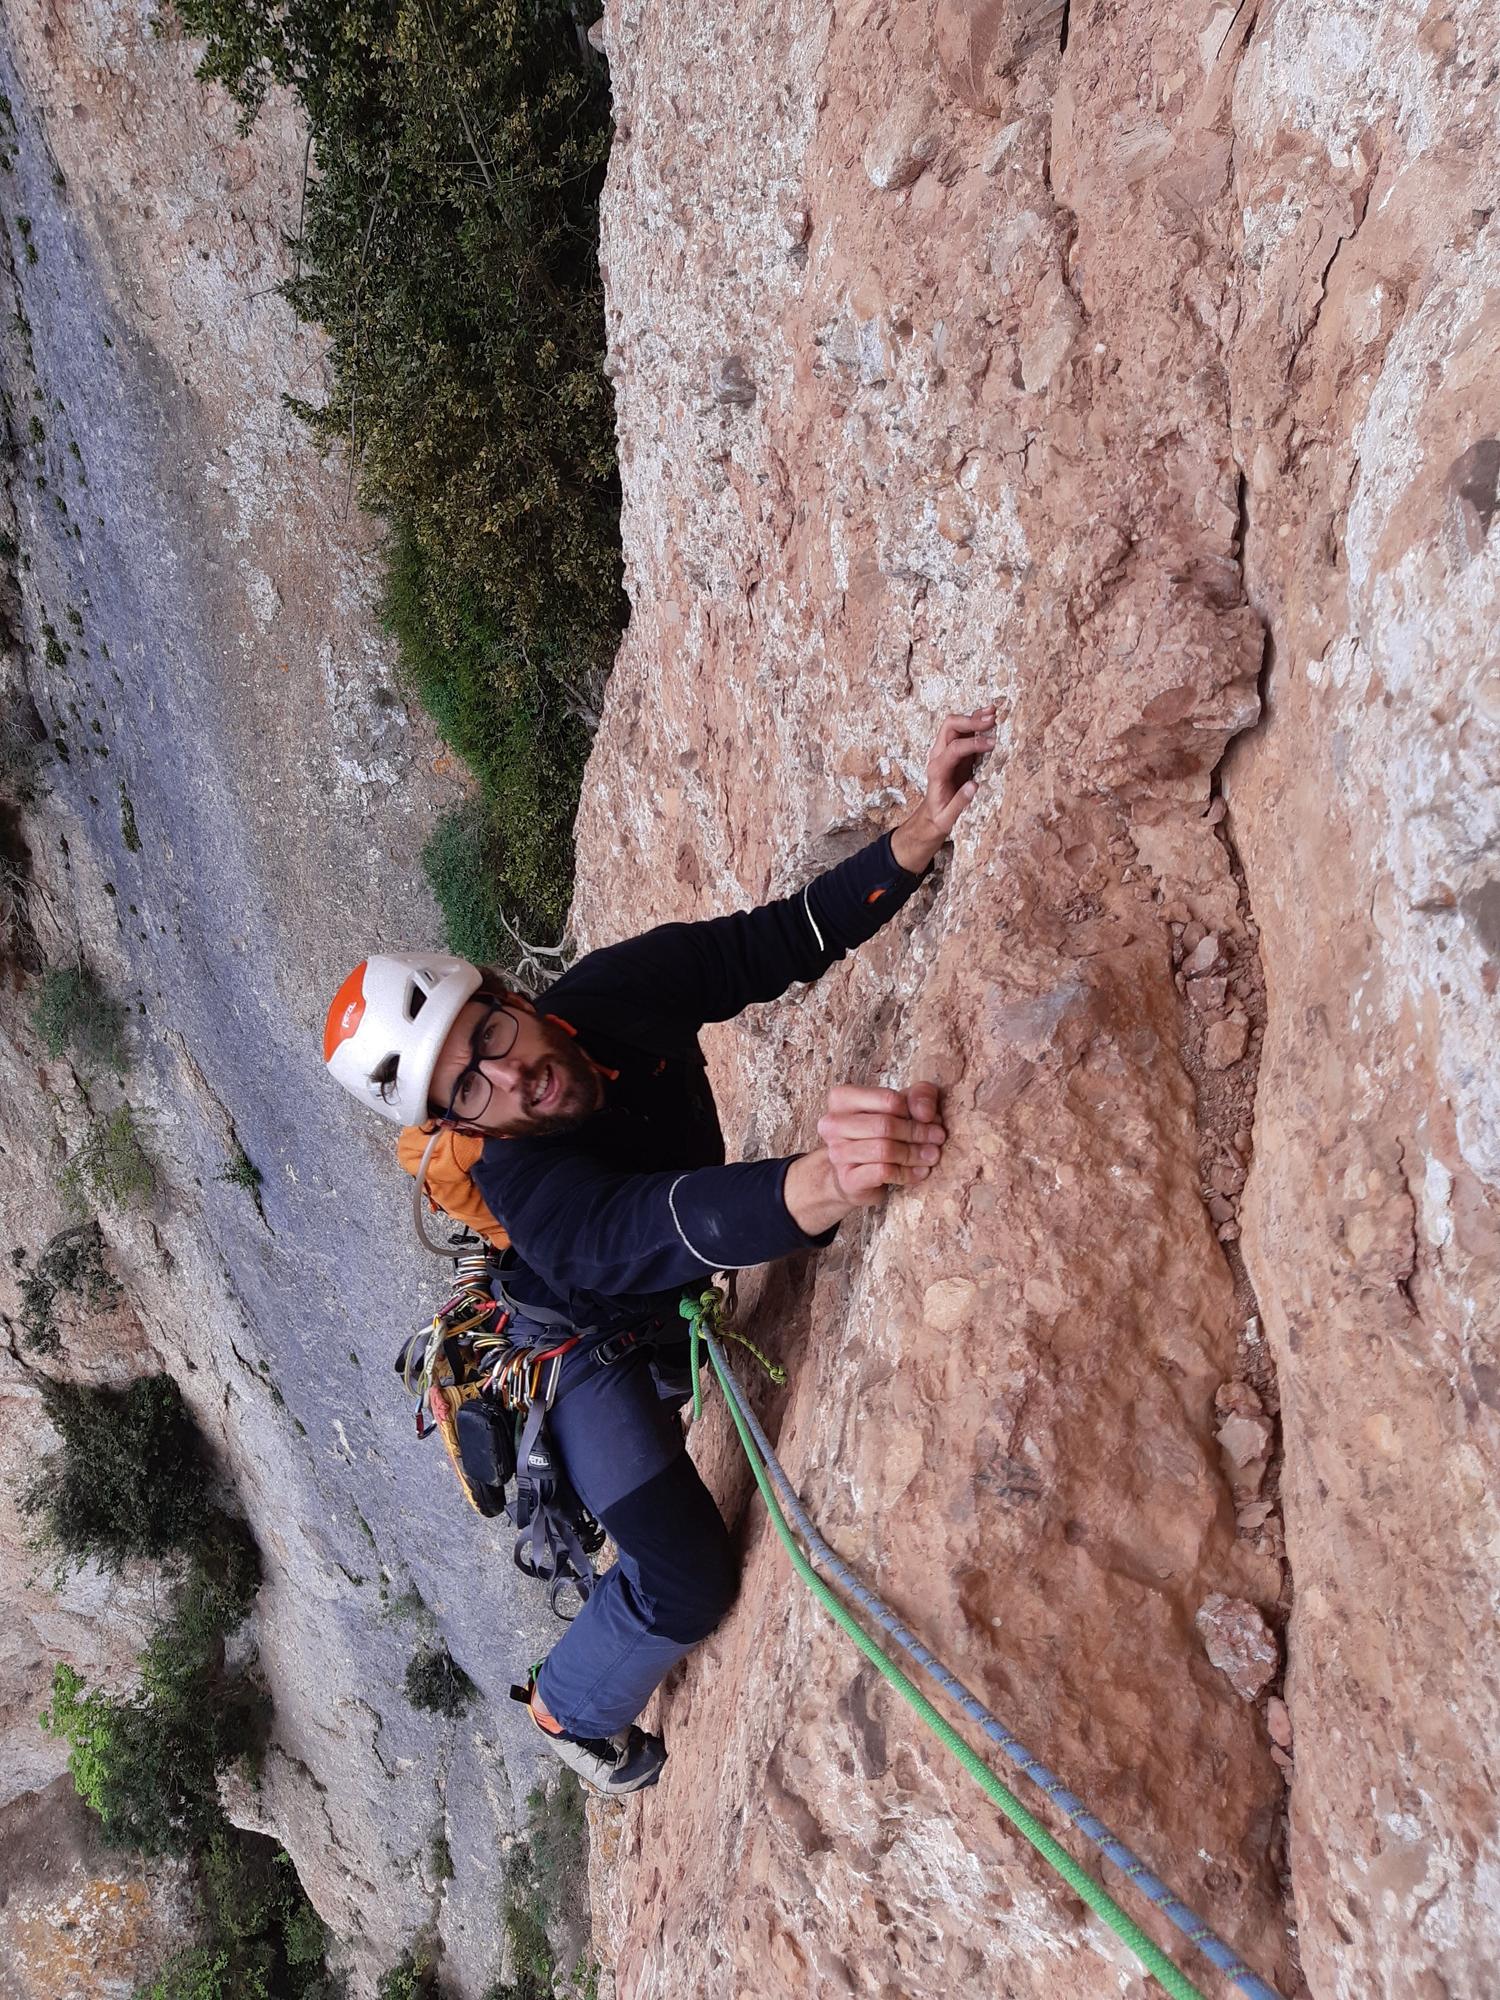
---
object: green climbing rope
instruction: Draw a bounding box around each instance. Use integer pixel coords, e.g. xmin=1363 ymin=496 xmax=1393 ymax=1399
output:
xmin=703 ymin=1329 xmax=1209 ymax=2000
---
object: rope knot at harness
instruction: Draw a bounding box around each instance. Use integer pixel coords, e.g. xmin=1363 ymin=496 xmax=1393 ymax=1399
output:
xmin=679 ymin=1285 xmax=787 ymax=1420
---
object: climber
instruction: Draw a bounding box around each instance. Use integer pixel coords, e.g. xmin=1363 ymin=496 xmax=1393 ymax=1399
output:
xmin=324 ymin=709 xmax=995 ymax=1794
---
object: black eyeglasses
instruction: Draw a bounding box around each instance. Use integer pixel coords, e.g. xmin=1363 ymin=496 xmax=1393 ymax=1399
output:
xmin=442 ymin=999 xmax=521 ymax=1123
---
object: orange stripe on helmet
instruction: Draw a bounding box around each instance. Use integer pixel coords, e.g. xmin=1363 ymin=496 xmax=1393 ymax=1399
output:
xmin=324 ymin=962 xmax=368 ymax=1063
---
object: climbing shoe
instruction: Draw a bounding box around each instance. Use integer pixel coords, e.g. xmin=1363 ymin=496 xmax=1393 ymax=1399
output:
xmin=512 ymin=1683 xmax=667 ymax=1796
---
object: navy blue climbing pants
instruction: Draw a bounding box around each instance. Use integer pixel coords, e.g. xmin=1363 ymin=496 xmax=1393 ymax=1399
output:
xmin=532 ymin=1335 xmax=738 ymax=1739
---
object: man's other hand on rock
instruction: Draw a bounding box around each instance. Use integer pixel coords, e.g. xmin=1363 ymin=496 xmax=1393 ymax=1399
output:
xmin=784 ymin=1082 xmax=948 ymax=1235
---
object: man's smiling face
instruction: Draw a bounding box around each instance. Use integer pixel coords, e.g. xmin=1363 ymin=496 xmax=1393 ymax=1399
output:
xmin=429 ymin=997 xmax=604 ymax=1138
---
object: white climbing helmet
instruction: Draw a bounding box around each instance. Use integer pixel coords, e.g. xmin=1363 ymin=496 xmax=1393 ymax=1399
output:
xmin=323 ymin=952 xmax=483 ymax=1127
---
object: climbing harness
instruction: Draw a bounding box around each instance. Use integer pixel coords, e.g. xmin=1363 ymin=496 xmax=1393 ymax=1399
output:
xmin=394 ymin=1246 xmax=604 ymax=1617
xmin=680 ymin=1286 xmax=1286 ymax=2000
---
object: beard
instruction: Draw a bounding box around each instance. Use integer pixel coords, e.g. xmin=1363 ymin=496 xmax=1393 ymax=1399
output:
xmin=488 ymin=1040 xmax=603 ymax=1139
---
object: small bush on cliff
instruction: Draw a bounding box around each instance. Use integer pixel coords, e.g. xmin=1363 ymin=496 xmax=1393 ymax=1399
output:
xmin=13 ymin=1217 xmax=121 ymax=1355
xmin=27 ymin=1373 xmax=329 ymax=2000
xmin=20 ymin=1374 xmax=211 ymax=1573
xmin=170 ymin=0 xmax=621 ymax=947
xmin=59 ymin=1102 xmax=158 ymax=1212
xmin=215 ymin=1143 xmax=263 ymax=1195
xmin=403 ymin=1641 xmax=477 ymax=1718
xmin=387 ymin=535 xmax=593 ymax=947
xmin=31 ymin=961 xmax=130 ymax=1071
xmin=377 ymin=1942 xmax=439 ymax=2000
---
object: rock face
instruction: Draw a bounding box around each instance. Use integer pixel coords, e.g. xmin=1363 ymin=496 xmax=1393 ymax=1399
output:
xmin=573 ymin=0 xmax=1499 ymax=1994
xmin=0 ymin=1778 xmax=199 ymax=2000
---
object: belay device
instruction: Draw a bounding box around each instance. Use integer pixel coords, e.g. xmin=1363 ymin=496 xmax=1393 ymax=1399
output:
xmin=394 ymin=1247 xmax=605 ymax=1617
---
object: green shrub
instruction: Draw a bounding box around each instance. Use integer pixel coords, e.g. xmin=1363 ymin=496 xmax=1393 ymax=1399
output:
xmin=41 ymin=1657 xmax=219 ymax=1856
xmin=215 ymin=1145 xmax=264 ymax=1195
xmin=14 ymin=1218 xmax=120 ymax=1355
xmin=31 ymin=962 xmax=130 ymax=1071
xmin=39 ymin=1520 xmax=264 ymax=1857
xmin=134 ymin=1946 xmax=231 ymax=2000
xmin=377 ymin=1944 xmax=438 ymax=2000
xmin=19 ymin=1374 xmax=211 ymax=1573
xmin=523 ymin=1773 xmax=586 ymax=1928
xmin=389 ymin=535 xmax=594 ymax=947
xmin=403 ymin=1642 xmax=477 ymax=1718
xmin=25 ymin=1362 xmax=324 ymax=2000
xmin=59 ymin=1103 xmax=157 ymax=1211
xmin=173 ymin=0 xmax=622 ymax=945
xmin=484 ymin=1777 xmax=587 ymax=2000
xmin=132 ymin=1833 xmax=334 ymax=1998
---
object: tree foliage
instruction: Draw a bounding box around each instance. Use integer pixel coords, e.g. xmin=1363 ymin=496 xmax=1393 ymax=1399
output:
xmin=172 ymin=0 xmax=621 ymax=946
xmin=39 ymin=1517 xmax=263 ymax=1855
xmin=134 ymin=1831 xmax=333 ymax=1999
xmin=21 ymin=1374 xmax=212 ymax=1573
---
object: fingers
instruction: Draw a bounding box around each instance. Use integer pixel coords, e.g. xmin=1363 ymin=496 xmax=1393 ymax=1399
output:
xmin=907 ymin=1079 xmax=941 ymax=1123
xmin=933 ymin=706 xmax=998 ymax=756
xmin=824 ymin=1084 xmax=918 ymax=1117
xmin=822 ymin=1135 xmax=944 ymax=1173
xmin=931 ymin=725 xmax=997 ymax=791
xmin=816 ymin=1108 xmax=946 ymax=1148
xmin=819 ymin=1078 xmax=948 ymax=1201
xmin=840 ymin=1161 xmax=934 ymax=1198
xmin=822 ymin=1082 xmax=944 ymax=1127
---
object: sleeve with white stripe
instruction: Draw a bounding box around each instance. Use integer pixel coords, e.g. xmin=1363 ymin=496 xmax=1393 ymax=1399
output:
xmin=498 ymin=1152 xmax=838 ymax=1300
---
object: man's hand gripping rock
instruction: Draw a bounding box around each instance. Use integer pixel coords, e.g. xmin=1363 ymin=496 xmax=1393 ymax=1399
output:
xmin=784 ymin=704 xmax=994 ymax=1235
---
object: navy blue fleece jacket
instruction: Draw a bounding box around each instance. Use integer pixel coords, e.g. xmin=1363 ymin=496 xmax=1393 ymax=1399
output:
xmin=471 ymin=832 xmax=930 ymax=1332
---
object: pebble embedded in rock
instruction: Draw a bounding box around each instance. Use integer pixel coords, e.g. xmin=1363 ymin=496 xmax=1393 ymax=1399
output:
xmin=1217 ymin=1411 xmax=1272 ymax=1468
xmin=1217 ymin=1380 xmax=1263 ymax=1416
xmin=1209 ymin=1155 xmax=1245 ymax=1196
xmin=861 ymin=94 xmax=942 ymax=191
xmin=1266 ymin=1696 xmax=1293 ymax=1749
xmin=1195 ymin=1593 xmax=1279 ymax=1701
xmin=1183 ymin=932 xmax=1223 ymax=976
xmin=711 ymin=354 xmax=757 ymax=406
xmin=1203 ymin=1014 xmax=1250 ymax=1068
xmin=923 ymin=1277 xmax=977 ymax=1331
xmin=1216 ymin=1411 xmax=1271 ymax=1494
